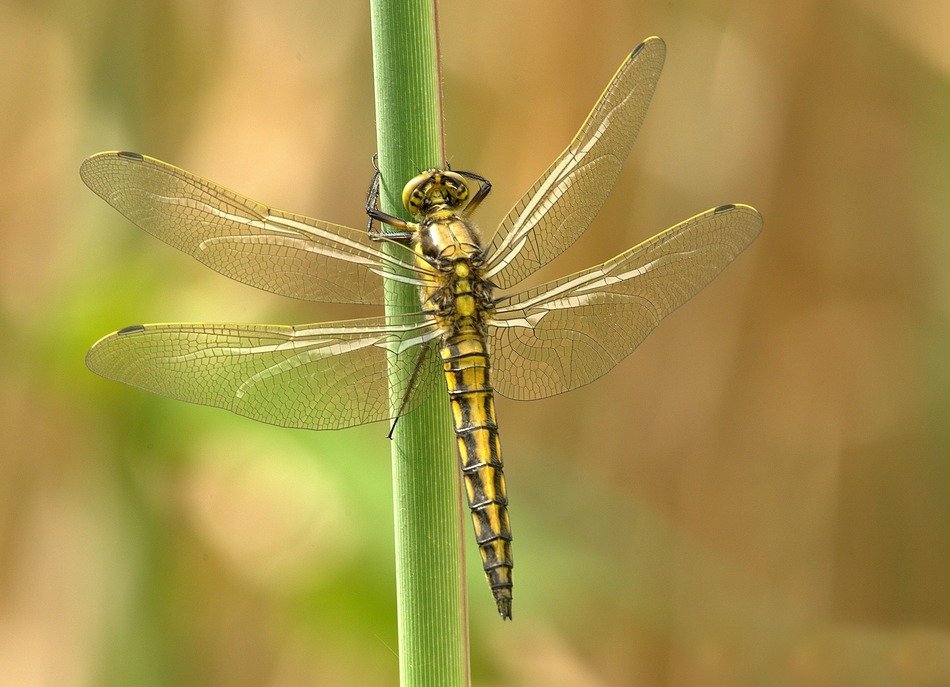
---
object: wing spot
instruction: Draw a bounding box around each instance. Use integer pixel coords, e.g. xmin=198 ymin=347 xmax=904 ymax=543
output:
xmin=117 ymin=324 xmax=146 ymax=335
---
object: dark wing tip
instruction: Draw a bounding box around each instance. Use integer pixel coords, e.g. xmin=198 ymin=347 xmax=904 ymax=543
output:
xmin=631 ymin=35 xmax=666 ymax=59
xmin=80 ymin=150 xmax=147 ymax=189
xmin=713 ymin=203 xmax=764 ymax=241
xmin=714 ymin=203 xmax=763 ymax=221
xmin=117 ymin=324 xmax=147 ymax=335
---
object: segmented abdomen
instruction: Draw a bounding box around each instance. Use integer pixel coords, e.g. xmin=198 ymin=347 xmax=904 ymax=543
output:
xmin=441 ymin=325 xmax=513 ymax=619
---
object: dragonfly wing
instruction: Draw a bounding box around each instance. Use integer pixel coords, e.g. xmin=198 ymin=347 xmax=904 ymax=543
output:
xmin=86 ymin=315 xmax=442 ymax=430
xmin=489 ymin=204 xmax=761 ymax=400
xmin=80 ymin=152 xmax=423 ymax=306
xmin=484 ymin=36 xmax=666 ymax=290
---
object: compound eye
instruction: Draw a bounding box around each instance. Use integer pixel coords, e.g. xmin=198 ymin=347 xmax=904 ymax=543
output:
xmin=443 ymin=172 xmax=469 ymax=203
xmin=402 ymin=171 xmax=437 ymax=216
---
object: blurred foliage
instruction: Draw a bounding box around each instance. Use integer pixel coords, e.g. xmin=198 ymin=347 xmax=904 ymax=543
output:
xmin=1 ymin=0 xmax=948 ymax=685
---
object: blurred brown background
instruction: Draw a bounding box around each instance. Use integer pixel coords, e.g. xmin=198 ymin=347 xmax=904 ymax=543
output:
xmin=2 ymin=1 xmax=948 ymax=685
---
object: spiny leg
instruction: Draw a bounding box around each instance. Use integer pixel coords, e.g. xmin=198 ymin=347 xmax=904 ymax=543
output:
xmin=387 ymin=342 xmax=434 ymax=439
xmin=365 ymin=161 xmax=415 ymax=243
xmin=451 ymin=169 xmax=492 ymax=216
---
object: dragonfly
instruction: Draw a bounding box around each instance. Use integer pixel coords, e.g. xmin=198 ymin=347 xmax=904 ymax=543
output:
xmin=82 ymin=36 xmax=761 ymax=620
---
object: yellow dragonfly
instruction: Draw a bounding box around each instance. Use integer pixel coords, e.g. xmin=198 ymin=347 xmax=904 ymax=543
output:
xmin=82 ymin=36 xmax=761 ymax=620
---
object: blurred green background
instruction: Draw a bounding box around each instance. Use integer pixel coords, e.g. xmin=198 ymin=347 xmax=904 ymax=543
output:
xmin=2 ymin=1 xmax=948 ymax=685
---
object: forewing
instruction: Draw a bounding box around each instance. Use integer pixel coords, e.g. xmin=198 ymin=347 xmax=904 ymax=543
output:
xmin=489 ymin=204 xmax=761 ymax=400
xmin=86 ymin=315 xmax=442 ymax=430
xmin=80 ymin=152 xmax=422 ymax=305
xmin=484 ymin=37 xmax=666 ymax=289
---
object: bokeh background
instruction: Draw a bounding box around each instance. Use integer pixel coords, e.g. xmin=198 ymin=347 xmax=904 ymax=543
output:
xmin=2 ymin=1 xmax=948 ymax=685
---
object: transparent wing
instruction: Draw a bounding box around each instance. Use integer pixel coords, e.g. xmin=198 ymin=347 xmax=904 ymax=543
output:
xmin=489 ymin=204 xmax=761 ymax=400
xmin=484 ymin=36 xmax=666 ymax=289
xmin=80 ymin=152 xmax=424 ymax=306
xmin=86 ymin=315 xmax=442 ymax=430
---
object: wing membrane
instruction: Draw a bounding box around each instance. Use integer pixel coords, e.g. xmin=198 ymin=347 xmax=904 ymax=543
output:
xmin=86 ymin=315 xmax=442 ymax=430
xmin=80 ymin=152 xmax=424 ymax=305
xmin=484 ymin=36 xmax=666 ymax=289
xmin=489 ymin=204 xmax=761 ymax=400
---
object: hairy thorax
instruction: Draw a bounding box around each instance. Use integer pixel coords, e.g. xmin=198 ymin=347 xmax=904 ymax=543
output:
xmin=414 ymin=213 xmax=495 ymax=336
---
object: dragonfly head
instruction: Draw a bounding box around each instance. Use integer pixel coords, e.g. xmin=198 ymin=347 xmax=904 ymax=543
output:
xmin=402 ymin=170 xmax=469 ymax=217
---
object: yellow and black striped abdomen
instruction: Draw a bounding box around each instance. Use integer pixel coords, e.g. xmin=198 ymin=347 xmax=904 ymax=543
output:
xmin=441 ymin=327 xmax=513 ymax=619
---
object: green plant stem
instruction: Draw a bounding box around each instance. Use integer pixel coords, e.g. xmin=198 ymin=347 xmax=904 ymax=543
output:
xmin=369 ymin=2 xmax=470 ymax=685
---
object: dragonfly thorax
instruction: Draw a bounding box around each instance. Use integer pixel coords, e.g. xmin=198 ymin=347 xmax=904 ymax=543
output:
xmin=414 ymin=214 xmax=493 ymax=327
xmin=402 ymin=169 xmax=470 ymax=218
xmin=416 ymin=215 xmax=485 ymax=271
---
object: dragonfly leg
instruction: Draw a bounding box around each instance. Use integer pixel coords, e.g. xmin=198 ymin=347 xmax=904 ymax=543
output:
xmin=451 ymin=169 xmax=492 ymax=216
xmin=365 ymin=166 xmax=415 ymax=243
xmin=387 ymin=342 xmax=434 ymax=439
